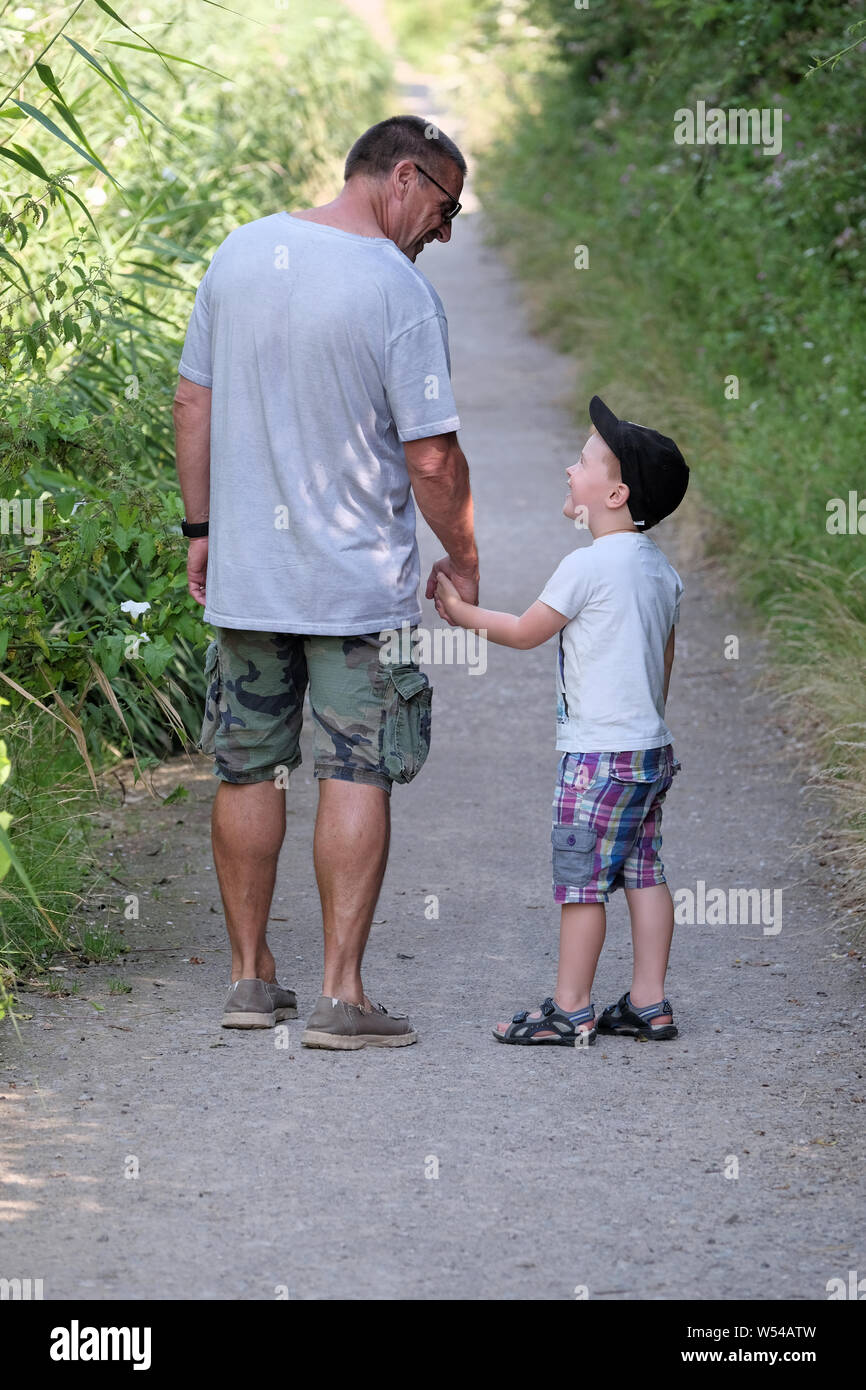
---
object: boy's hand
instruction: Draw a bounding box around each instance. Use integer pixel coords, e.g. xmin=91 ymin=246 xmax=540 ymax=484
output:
xmin=435 ymin=571 xmax=464 ymax=622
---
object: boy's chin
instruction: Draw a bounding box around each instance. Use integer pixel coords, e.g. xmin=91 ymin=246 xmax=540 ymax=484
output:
xmin=563 ymin=500 xmax=576 ymax=519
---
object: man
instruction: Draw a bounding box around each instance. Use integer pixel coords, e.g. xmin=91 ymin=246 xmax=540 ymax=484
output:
xmin=173 ymin=115 xmax=479 ymax=1049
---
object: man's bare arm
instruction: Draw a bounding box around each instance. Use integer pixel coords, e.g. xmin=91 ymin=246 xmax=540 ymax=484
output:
xmin=663 ymin=625 xmax=675 ymax=703
xmin=403 ymin=431 xmax=479 ymax=605
xmin=172 ymin=375 xmax=211 ymax=520
xmin=172 ymin=375 xmax=212 ymax=605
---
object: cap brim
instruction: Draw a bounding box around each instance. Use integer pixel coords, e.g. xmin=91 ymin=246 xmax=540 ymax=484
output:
xmin=588 ymin=395 xmax=622 ymax=453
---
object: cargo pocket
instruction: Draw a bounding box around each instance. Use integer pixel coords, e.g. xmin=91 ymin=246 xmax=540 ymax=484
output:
xmin=381 ymin=664 xmax=432 ymax=784
xmin=196 ymin=639 xmax=221 ymax=755
xmin=551 ymin=823 xmax=597 ymax=887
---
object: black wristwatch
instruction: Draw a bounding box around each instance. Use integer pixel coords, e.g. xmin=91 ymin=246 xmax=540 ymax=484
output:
xmin=180 ymin=518 xmax=209 ymax=538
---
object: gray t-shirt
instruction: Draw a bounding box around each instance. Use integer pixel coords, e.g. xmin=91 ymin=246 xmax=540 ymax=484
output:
xmin=177 ymin=211 xmax=461 ymax=634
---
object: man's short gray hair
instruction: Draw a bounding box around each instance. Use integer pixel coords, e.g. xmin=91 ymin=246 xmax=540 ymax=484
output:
xmin=344 ymin=115 xmax=466 ymax=184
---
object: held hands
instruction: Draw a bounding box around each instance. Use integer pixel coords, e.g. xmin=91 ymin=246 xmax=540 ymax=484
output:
xmin=426 ymin=556 xmax=479 ymax=626
xmin=435 ymin=570 xmax=466 ymax=625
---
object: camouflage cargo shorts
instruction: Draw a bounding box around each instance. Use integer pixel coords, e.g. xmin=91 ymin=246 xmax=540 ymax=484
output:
xmin=195 ymin=628 xmax=432 ymax=795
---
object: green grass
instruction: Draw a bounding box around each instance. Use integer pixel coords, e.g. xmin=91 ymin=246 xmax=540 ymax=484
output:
xmin=44 ymin=977 xmax=80 ymax=997
xmin=74 ymin=924 xmax=129 ymax=964
xmin=0 ymin=713 xmax=101 ymax=972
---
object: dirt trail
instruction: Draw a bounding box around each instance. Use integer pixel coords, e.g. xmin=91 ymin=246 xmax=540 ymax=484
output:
xmin=2 ymin=19 xmax=864 ymax=1302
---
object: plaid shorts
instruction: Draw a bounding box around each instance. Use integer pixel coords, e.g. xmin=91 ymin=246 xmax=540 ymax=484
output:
xmin=551 ymin=745 xmax=680 ymax=904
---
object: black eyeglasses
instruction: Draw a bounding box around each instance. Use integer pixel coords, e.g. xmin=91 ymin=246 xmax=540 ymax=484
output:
xmin=412 ymin=162 xmax=462 ymax=222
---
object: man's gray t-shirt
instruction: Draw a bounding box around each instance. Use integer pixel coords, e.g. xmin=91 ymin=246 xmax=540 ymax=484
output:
xmin=177 ymin=212 xmax=461 ymax=634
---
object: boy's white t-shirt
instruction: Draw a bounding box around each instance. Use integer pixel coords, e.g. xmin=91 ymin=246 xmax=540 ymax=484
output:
xmin=537 ymin=531 xmax=683 ymax=753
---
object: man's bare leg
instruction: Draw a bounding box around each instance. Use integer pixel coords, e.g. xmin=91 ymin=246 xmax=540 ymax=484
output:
xmin=212 ymin=779 xmax=286 ymax=983
xmin=314 ymin=778 xmax=390 ymax=1006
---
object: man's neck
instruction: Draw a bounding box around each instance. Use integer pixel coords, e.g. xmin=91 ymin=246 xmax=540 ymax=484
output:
xmin=290 ymin=190 xmax=385 ymax=240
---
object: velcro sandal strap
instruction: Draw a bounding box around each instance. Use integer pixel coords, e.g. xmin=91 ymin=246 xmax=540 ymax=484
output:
xmin=627 ymin=992 xmax=672 ymax=1022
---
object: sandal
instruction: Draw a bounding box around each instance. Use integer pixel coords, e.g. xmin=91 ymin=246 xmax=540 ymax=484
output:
xmin=493 ymin=996 xmax=597 ymax=1046
xmin=597 ymin=991 xmax=678 ymax=1041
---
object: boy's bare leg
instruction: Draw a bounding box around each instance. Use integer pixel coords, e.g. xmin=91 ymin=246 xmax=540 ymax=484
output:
xmin=554 ymin=902 xmax=606 ymax=1029
xmin=212 ymin=779 xmax=286 ymax=983
xmin=624 ymin=882 xmax=674 ymax=1024
xmin=493 ymin=902 xmax=606 ymax=1037
xmin=314 ymin=778 xmax=390 ymax=1006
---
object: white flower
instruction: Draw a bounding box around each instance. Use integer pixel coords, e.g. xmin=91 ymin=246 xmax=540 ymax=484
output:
xmin=85 ymin=185 xmax=107 ymax=206
xmin=120 ymin=600 xmax=151 ymax=620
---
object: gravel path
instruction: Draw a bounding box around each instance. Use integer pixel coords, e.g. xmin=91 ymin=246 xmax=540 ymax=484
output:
xmin=2 ymin=59 xmax=864 ymax=1304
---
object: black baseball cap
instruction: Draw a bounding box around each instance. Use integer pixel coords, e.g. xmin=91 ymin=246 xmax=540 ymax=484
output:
xmin=588 ymin=395 xmax=689 ymax=530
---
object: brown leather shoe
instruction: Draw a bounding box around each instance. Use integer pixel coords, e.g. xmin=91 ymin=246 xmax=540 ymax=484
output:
xmin=301 ymin=994 xmax=418 ymax=1049
xmin=221 ymin=978 xmax=298 ymax=1029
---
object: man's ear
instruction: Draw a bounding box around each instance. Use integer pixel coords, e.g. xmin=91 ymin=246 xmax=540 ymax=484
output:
xmin=392 ymin=159 xmax=415 ymax=204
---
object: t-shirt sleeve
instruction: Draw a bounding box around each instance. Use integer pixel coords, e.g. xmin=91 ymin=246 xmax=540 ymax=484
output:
xmin=384 ymin=312 xmax=461 ymax=442
xmin=537 ymin=549 xmax=595 ymax=620
xmin=177 ymin=265 xmax=213 ymax=388
xmin=671 ymin=566 xmax=684 ymax=625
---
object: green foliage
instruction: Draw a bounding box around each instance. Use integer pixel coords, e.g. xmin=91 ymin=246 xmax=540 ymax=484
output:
xmin=476 ymin=0 xmax=866 ymax=594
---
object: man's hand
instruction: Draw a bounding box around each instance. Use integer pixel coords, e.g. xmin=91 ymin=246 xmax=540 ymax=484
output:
xmin=426 ymin=556 xmax=479 ymax=624
xmin=187 ymin=537 xmax=208 ymax=606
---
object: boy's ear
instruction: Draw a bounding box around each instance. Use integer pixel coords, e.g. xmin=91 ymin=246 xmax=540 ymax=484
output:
xmin=606 ymin=479 xmax=631 ymax=512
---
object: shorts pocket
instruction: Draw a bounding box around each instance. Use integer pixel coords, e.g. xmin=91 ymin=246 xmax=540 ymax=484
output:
xmin=609 ymin=750 xmax=668 ymax=784
xmin=196 ymin=639 xmax=221 ymax=755
xmin=381 ymin=664 xmax=432 ymax=784
xmin=560 ymin=752 xmax=602 ymax=792
xmin=551 ymin=823 xmax=596 ymax=887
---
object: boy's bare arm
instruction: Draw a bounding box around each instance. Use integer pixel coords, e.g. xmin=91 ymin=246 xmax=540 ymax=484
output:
xmin=663 ymin=625 xmax=675 ymax=703
xmin=436 ymin=572 xmax=566 ymax=649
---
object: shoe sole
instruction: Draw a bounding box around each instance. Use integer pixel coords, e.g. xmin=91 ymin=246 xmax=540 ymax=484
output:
xmin=492 ymin=1030 xmax=597 ymax=1046
xmin=301 ymin=1028 xmax=418 ymax=1049
xmin=597 ymin=1024 xmax=678 ymax=1041
xmin=221 ymin=1006 xmax=298 ymax=1029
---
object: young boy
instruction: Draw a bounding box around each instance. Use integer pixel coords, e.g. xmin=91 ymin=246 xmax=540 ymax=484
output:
xmin=435 ymin=395 xmax=689 ymax=1045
